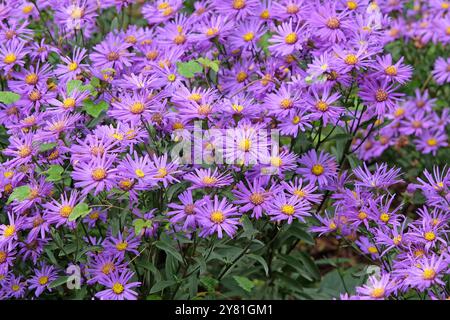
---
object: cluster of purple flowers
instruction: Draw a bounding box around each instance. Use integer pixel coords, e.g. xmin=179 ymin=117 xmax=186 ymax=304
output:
xmin=0 ymin=0 xmax=448 ymax=300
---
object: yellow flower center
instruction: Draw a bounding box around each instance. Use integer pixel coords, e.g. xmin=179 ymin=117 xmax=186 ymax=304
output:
xmin=344 ymin=54 xmax=358 ymax=65
xmin=91 ymin=168 xmax=107 ymax=181
xmin=202 ymin=176 xmax=217 ymax=185
xmin=4 ymin=225 xmax=15 ymax=238
xmin=198 ymin=104 xmax=211 ymax=115
xmin=347 ymin=1 xmax=358 ymax=10
xmin=167 ymin=73 xmax=177 ymax=82
xmin=370 ymin=288 xmax=385 ymax=299
xmin=329 ymin=222 xmax=337 ymax=230
xmin=112 ymin=282 xmax=124 ymax=294
xmin=174 ymin=34 xmax=186 ymax=45
xmin=70 ymin=7 xmax=84 ymax=19
xmin=286 ymin=4 xmax=299 ymax=14
xmin=18 ymin=146 xmax=32 ymax=158
xmin=422 ymin=268 xmax=436 ymax=280
xmin=358 ymin=211 xmax=368 ymax=220
xmin=424 ymin=231 xmax=436 ymax=241
xmin=38 ymin=276 xmax=49 ymax=285
xmin=239 ymin=138 xmax=251 ymax=152
xmin=63 ymin=97 xmax=76 ymax=109
xmin=385 ymin=65 xmax=397 ymax=76
xmin=311 ymin=164 xmax=324 ymax=176
xmin=4 ymin=171 xmax=14 ymax=179
xmin=393 ymin=235 xmax=402 ymax=245
xmin=232 ymin=104 xmax=244 ymax=113
xmin=25 ymin=73 xmax=38 ymax=85
xmin=89 ymin=211 xmax=99 ymax=220
xmin=380 ymin=213 xmax=390 ymax=222
xmin=59 ymin=205 xmax=73 ymax=218
xmin=12 ymin=284 xmax=20 ymax=292
xmin=232 ymin=0 xmax=246 ymax=9
xmin=280 ymin=98 xmax=293 ymax=109
xmin=29 ymin=90 xmax=41 ymax=101
xmin=394 ymin=108 xmax=405 ymax=117
xmin=188 ymin=93 xmax=202 ymax=102
xmin=316 ymin=101 xmax=329 ymax=112
xmin=22 ymin=4 xmax=33 ymax=14
xmin=206 ymin=27 xmax=219 ymax=37
xmin=210 ymin=211 xmax=225 ymax=223
xmin=285 ymin=33 xmax=298 ymax=44
xmin=243 ymin=32 xmax=254 ymax=42
xmin=116 ymin=241 xmax=128 ymax=251
xmin=0 ymin=251 xmax=6 ymax=263
xmin=442 ymin=2 xmax=450 ymax=9
xmin=135 ymin=169 xmax=145 ymax=178
xmin=368 ymin=246 xmax=378 ymax=254
xmin=270 ymin=156 xmax=282 ymax=167
xmin=260 ymin=9 xmax=270 ymax=19
xmin=102 ymin=262 xmax=115 ymax=275
xmin=68 ymin=62 xmax=78 ymax=71
xmin=236 ymin=71 xmax=248 ymax=83
xmin=326 ymin=17 xmax=340 ymax=29
xmin=125 ymin=35 xmax=137 ymax=44
xmin=249 ymin=193 xmax=264 ymax=205
xmin=119 ymin=179 xmax=134 ymax=190
xmin=155 ymin=167 xmax=168 ymax=178
xmin=130 ymin=102 xmax=145 ymax=114
xmin=292 ymin=115 xmax=301 ymax=124
xmin=281 ymin=204 xmax=295 ymax=215
xmin=107 ymin=52 xmax=120 ymax=61
xmin=3 ymin=53 xmax=17 ymax=64
xmin=375 ymin=89 xmax=388 ymax=102
xmin=427 ymin=138 xmax=438 ymax=147
xmin=294 ymin=189 xmax=306 ymax=198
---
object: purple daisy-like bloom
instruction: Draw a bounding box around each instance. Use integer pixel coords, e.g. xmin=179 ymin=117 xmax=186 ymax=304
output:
xmin=374 ymin=54 xmax=413 ymax=84
xmin=3 ymin=274 xmax=27 ymax=299
xmin=353 ymin=162 xmax=402 ymax=190
xmin=404 ymin=254 xmax=447 ymax=291
xmin=432 ymin=56 xmax=450 ymax=85
xmin=90 ymin=33 xmax=135 ymax=71
xmin=359 ymin=78 xmax=404 ymax=116
xmin=168 ymin=190 xmax=202 ymax=230
xmin=356 ymin=274 xmax=394 ymax=300
xmin=233 ymin=177 xmax=272 ymax=219
xmin=54 ymin=47 xmax=89 ymax=83
xmin=281 ymin=177 xmax=322 ymax=204
xmin=229 ymin=19 xmax=263 ymax=51
xmin=184 ymin=168 xmax=233 ymax=190
xmin=27 ymin=263 xmax=59 ymax=297
xmin=306 ymin=85 xmax=344 ymax=126
xmin=415 ymin=129 xmax=448 ymax=155
xmin=214 ymin=0 xmax=260 ymax=20
xmin=264 ymin=84 xmax=302 ymax=117
xmin=267 ymin=191 xmax=311 ymax=224
xmin=95 ymin=269 xmax=141 ymax=300
xmin=86 ymin=254 xmax=126 ymax=285
xmin=72 ymin=155 xmax=118 ymax=196
xmin=43 ymin=191 xmax=81 ymax=229
xmin=0 ymin=39 xmax=29 ymax=72
xmin=197 ymin=195 xmax=240 ymax=239
xmin=103 ymin=231 xmax=141 ymax=260
xmin=309 ymin=1 xmax=351 ymax=43
xmin=297 ymin=150 xmax=338 ymax=187
xmin=310 ymin=210 xmax=338 ymax=236
xmin=268 ymin=19 xmax=306 ymax=56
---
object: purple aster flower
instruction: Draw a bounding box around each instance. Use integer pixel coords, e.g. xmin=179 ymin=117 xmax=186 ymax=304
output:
xmin=90 ymin=33 xmax=135 ymax=72
xmin=267 ymin=191 xmax=311 ymax=224
xmin=233 ymin=177 xmax=272 ymax=219
xmin=72 ymin=155 xmax=118 ymax=196
xmin=281 ymin=177 xmax=322 ymax=204
xmin=359 ymin=78 xmax=404 ymax=116
xmin=103 ymin=231 xmax=140 ymax=260
xmin=310 ymin=210 xmax=338 ymax=236
xmin=356 ymin=274 xmax=395 ymax=300
xmin=268 ymin=19 xmax=306 ymax=56
xmin=96 ymin=269 xmax=141 ymax=300
xmin=297 ymin=150 xmax=338 ymax=187
xmin=404 ymin=254 xmax=447 ymax=290
xmin=184 ymin=168 xmax=233 ymax=190
xmin=168 ymin=190 xmax=202 ymax=231
xmin=353 ymin=162 xmax=402 ymax=190
xmin=0 ymin=39 xmax=29 ymax=72
xmin=27 ymin=263 xmax=59 ymax=297
xmin=54 ymin=47 xmax=89 ymax=83
xmin=374 ymin=54 xmax=413 ymax=84
xmin=415 ymin=130 xmax=448 ymax=155
xmin=3 ymin=274 xmax=26 ymax=299
xmin=197 ymin=195 xmax=240 ymax=238
xmin=309 ymin=1 xmax=351 ymax=43
xmin=432 ymin=57 xmax=450 ymax=84
xmin=43 ymin=191 xmax=81 ymax=229
xmin=306 ymin=85 xmax=344 ymax=126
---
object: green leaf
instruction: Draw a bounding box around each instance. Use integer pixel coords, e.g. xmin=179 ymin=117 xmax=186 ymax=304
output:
xmin=176 ymin=61 xmax=203 ymax=78
xmin=45 ymin=165 xmax=64 ymax=182
xmin=110 ymin=17 xmax=119 ymax=32
xmin=0 ymin=91 xmax=20 ymax=104
xmin=39 ymin=142 xmax=57 ymax=152
xmin=90 ymin=77 xmax=101 ymax=87
xmin=155 ymin=240 xmax=184 ymax=263
xmin=257 ymin=32 xmax=272 ymax=56
xmin=233 ymin=276 xmax=254 ymax=293
xmin=68 ymin=202 xmax=91 ymax=221
xmin=48 ymin=276 xmax=69 ymax=289
xmin=200 ymin=276 xmax=219 ymax=293
xmin=146 ymin=294 xmax=162 ymax=300
xmin=246 ymin=254 xmax=269 ymax=276
xmin=83 ymin=100 xmax=109 ymax=118
xmin=7 ymin=185 xmax=31 ymax=204
xmin=133 ymin=218 xmax=152 ymax=235
xmin=149 ymin=280 xmax=177 ymax=294
xmin=67 ymin=80 xmax=82 ymax=95
xmin=197 ymin=57 xmax=220 ymax=72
